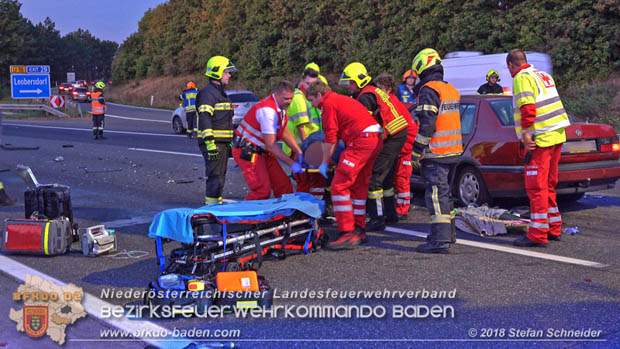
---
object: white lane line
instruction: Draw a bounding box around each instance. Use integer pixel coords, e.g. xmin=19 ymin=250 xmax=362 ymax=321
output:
xmin=0 ymin=255 xmax=192 ymax=349
xmin=385 ymin=226 xmax=609 ymax=268
xmin=107 ymin=102 xmax=172 ymax=112
xmin=4 ymin=123 xmax=184 ymax=138
xmin=129 ymin=147 xmax=201 ymax=157
xmin=106 ymin=114 xmax=169 ymax=124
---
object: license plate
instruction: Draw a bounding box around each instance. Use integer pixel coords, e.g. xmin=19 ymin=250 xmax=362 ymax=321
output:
xmin=563 ymin=140 xmax=596 ymax=153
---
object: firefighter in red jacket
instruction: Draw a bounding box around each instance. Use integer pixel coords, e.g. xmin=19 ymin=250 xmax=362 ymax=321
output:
xmin=374 ymin=74 xmax=419 ymax=219
xmin=340 ymin=62 xmax=409 ymax=231
xmin=507 ymin=49 xmax=570 ymax=247
xmin=233 ymin=80 xmax=304 ymax=200
xmin=306 ymin=81 xmax=383 ymax=250
xmin=411 ymin=48 xmax=463 ymax=254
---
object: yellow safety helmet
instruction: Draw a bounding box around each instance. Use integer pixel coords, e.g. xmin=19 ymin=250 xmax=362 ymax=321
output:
xmin=339 ymin=62 xmax=371 ymax=88
xmin=186 ymin=81 xmax=197 ymax=90
xmin=318 ymin=74 xmax=329 ymax=86
xmin=95 ymin=81 xmax=105 ymax=89
xmin=486 ymin=70 xmax=500 ymax=82
xmin=205 ymin=56 xmax=237 ymax=80
xmin=305 ymin=62 xmax=320 ymax=73
xmin=411 ymin=48 xmax=441 ymax=76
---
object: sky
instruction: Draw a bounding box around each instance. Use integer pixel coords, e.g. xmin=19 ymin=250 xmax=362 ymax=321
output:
xmin=20 ymin=0 xmax=167 ymax=44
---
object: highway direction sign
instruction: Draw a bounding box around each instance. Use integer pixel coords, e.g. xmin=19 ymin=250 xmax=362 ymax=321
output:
xmin=11 ymin=74 xmax=51 ymax=99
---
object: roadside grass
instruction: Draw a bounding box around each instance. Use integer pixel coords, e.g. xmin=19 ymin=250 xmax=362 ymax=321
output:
xmin=1 ymin=110 xmax=49 ymax=119
xmin=561 ymin=75 xmax=620 ymax=131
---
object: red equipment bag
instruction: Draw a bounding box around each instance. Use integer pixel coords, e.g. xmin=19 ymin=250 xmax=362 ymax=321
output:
xmin=1 ymin=218 xmax=73 ymax=256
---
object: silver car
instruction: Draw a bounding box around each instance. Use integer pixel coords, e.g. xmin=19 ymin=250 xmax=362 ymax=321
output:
xmin=171 ymin=90 xmax=259 ymax=134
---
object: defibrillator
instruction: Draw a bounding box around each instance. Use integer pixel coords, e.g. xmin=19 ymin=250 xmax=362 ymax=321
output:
xmin=80 ymin=225 xmax=117 ymax=257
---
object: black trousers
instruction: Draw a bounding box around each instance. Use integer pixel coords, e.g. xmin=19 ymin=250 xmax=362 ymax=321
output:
xmin=202 ymin=142 xmax=230 ymax=205
xmin=421 ymin=158 xmax=457 ymax=242
xmin=186 ymin=111 xmax=196 ymax=134
xmin=92 ymin=114 xmax=105 ymax=135
xmin=367 ymin=130 xmax=407 ymax=220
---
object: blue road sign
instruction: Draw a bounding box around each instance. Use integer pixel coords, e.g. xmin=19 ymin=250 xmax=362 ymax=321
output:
xmin=11 ymin=74 xmax=51 ymax=99
xmin=26 ymin=65 xmax=50 ymax=74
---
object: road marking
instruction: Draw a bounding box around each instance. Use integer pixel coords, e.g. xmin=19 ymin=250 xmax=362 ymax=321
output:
xmin=129 ymin=147 xmax=202 ymax=157
xmin=107 ymin=102 xmax=172 ymax=112
xmin=106 ymin=114 xmax=169 ymax=124
xmin=385 ymin=226 xmax=609 ymax=268
xmin=4 ymin=123 xmax=184 ymax=138
xmin=0 ymin=255 xmax=192 ymax=349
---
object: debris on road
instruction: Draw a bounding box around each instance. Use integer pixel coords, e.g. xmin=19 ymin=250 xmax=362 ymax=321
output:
xmin=54 ymin=156 xmax=64 ymax=162
xmin=564 ymin=227 xmax=579 ymax=234
xmin=62 ymin=144 xmax=74 ymax=148
xmin=167 ymin=179 xmax=194 ymax=184
xmin=80 ymin=167 xmax=123 ymax=174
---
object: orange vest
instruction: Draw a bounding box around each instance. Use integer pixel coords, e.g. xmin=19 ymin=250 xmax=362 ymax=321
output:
xmin=359 ymin=85 xmax=408 ymax=136
xmin=422 ymin=81 xmax=462 ymax=157
xmin=91 ymin=91 xmax=105 ymax=115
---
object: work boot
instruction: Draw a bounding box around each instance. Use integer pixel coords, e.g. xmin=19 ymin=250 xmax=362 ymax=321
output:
xmin=355 ymin=226 xmax=368 ymax=244
xmin=513 ymin=236 xmax=547 ymax=247
xmin=99 ymin=131 xmax=106 ymax=140
xmin=365 ymin=217 xmax=385 ymax=232
xmin=548 ymin=233 xmax=561 ymax=241
xmin=326 ymin=230 xmax=362 ymax=250
xmin=385 ymin=215 xmax=399 ymax=225
xmin=426 ymin=233 xmax=456 ymax=244
xmin=0 ymin=188 xmax=16 ymax=206
xmin=93 ymin=131 xmax=98 ymax=140
xmin=416 ymin=241 xmax=450 ymax=254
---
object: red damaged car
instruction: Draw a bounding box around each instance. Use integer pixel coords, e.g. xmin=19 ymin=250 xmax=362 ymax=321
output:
xmin=412 ymin=95 xmax=620 ymax=205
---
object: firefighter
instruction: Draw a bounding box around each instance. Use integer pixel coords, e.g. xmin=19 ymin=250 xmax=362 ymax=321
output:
xmin=0 ymin=181 xmax=16 ymax=206
xmin=507 ymin=49 xmax=570 ymax=247
xmin=233 ymin=80 xmax=304 ymax=200
xmin=374 ymin=74 xmax=419 ymax=220
xmin=179 ymin=81 xmax=198 ymax=138
xmin=411 ymin=48 xmax=463 ymax=254
xmin=476 ymin=70 xmax=504 ymax=95
xmin=340 ymin=62 xmax=409 ymax=232
xmin=396 ymin=69 xmax=417 ymax=103
xmin=196 ymin=56 xmax=236 ymax=205
xmin=306 ymin=81 xmax=383 ymax=250
xmin=285 ymin=68 xmax=325 ymax=200
xmin=91 ymin=81 xmax=106 ymax=140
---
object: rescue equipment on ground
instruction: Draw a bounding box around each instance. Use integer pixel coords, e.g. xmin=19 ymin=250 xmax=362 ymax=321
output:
xmin=80 ymin=225 xmax=118 ymax=257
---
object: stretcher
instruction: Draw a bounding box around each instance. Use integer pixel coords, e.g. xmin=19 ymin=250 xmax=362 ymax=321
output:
xmin=148 ymin=192 xmax=326 ymax=278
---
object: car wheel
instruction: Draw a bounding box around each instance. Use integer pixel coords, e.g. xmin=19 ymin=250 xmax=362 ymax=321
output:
xmin=557 ymin=193 xmax=585 ymax=203
xmin=455 ymin=166 xmax=491 ymax=206
xmin=172 ymin=116 xmax=185 ymax=134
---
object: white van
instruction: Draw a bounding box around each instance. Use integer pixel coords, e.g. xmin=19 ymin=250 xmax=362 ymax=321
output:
xmin=441 ymin=51 xmax=553 ymax=95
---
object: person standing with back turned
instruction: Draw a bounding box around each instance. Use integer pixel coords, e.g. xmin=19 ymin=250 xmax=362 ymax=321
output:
xmin=507 ymin=49 xmax=570 ymax=247
xmin=91 ymin=81 xmax=106 ymax=140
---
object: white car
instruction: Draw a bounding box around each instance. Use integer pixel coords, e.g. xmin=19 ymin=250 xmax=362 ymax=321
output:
xmin=171 ymin=90 xmax=259 ymax=134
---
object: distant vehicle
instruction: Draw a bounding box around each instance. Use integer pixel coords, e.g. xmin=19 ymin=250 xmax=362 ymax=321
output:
xmin=76 ymin=80 xmax=88 ymax=87
xmin=411 ymin=94 xmax=620 ymax=205
xmin=71 ymin=87 xmax=91 ymax=103
xmin=442 ymin=51 xmax=553 ymax=95
xmin=170 ymin=90 xmax=259 ymax=134
xmin=58 ymin=83 xmax=73 ymax=95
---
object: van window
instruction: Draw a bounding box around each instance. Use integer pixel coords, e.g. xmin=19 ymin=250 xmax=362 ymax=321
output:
xmin=460 ymin=103 xmax=476 ymax=135
xmin=229 ymin=93 xmax=258 ymax=103
xmin=488 ymin=99 xmax=514 ymax=126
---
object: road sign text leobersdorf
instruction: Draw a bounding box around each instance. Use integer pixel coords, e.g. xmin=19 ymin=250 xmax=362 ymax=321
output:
xmin=11 ymin=74 xmax=51 ymax=99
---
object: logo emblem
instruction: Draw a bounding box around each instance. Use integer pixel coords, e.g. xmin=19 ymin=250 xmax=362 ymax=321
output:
xmin=575 ymin=129 xmax=582 ymax=137
xmin=24 ymin=306 xmax=48 ymax=338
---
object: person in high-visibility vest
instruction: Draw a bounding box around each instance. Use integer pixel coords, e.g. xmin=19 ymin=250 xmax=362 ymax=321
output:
xmin=476 ymin=70 xmax=504 ymax=95
xmin=179 ymin=81 xmax=198 ymax=138
xmin=411 ymin=48 xmax=463 ymax=254
xmin=0 ymin=181 xmax=16 ymax=206
xmin=507 ymin=49 xmax=570 ymax=247
xmin=91 ymin=81 xmax=106 ymax=139
xmin=395 ymin=70 xmax=417 ymax=103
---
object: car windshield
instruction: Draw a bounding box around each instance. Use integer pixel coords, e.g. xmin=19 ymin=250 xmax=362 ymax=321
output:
xmin=229 ymin=93 xmax=258 ymax=103
xmin=75 ymin=87 xmax=88 ymax=92
xmin=488 ymin=99 xmax=514 ymax=126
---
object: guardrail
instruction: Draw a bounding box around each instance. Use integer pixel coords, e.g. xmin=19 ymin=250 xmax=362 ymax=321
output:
xmin=0 ymin=104 xmax=69 ymax=118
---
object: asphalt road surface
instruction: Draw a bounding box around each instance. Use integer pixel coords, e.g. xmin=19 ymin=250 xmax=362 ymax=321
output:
xmin=1 ymin=104 xmax=619 ymax=348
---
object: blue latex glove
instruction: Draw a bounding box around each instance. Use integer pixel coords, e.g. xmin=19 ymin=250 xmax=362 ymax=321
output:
xmin=290 ymin=162 xmax=304 ymax=174
xmin=296 ymin=152 xmax=304 ymax=165
xmin=319 ymin=162 xmax=328 ymax=178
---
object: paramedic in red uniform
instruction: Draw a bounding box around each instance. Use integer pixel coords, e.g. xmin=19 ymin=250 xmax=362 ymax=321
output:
xmin=305 ymin=81 xmax=383 ymax=250
xmin=233 ymin=80 xmax=304 ymax=200
xmin=507 ymin=49 xmax=570 ymax=247
xmin=374 ymin=74 xmax=419 ymax=220
xmin=340 ymin=62 xmax=409 ymax=232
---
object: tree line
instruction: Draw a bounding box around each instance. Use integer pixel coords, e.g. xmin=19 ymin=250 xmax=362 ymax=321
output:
xmin=0 ymin=0 xmax=118 ymax=96
xmin=112 ymin=0 xmax=619 ymax=92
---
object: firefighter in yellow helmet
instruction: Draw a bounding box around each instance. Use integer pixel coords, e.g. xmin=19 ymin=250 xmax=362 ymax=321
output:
xmin=195 ymin=56 xmax=237 ymax=205
xmin=411 ymin=48 xmax=463 ymax=254
xmin=476 ymin=70 xmax=503 ymax=95
xmin=91 ymin=81 xmax=106 ymax=139
xmin=179 ymin=81 xmax=199 ymax=138
xmin=340 ymin=62 xmax=409 ymax=235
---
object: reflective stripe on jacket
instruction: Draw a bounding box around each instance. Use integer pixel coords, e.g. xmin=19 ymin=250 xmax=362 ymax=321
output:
xmin=236 ymin=94 xmax=287 ymax=150
xmin=91 ymin=91 xmax=105 ymax=115
xmin=359 ymin=85 xmax=408 ymax=136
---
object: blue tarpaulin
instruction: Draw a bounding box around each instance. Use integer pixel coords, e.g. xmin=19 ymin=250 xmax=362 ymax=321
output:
xmin=148 ymin=192 xmax=324 ymax=244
